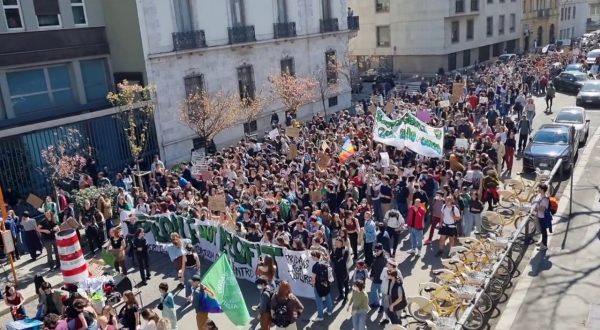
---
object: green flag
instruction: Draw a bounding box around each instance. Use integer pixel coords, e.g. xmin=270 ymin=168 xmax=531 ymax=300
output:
xmin=201 ymin=254 xmax=251 ymax=326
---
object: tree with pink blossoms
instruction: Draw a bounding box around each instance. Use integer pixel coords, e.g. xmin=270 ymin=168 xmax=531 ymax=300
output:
xmin=40 ymin=128 xmax=89 ymax=188
xmin=269 ymin=72 xmax=317 ymax=115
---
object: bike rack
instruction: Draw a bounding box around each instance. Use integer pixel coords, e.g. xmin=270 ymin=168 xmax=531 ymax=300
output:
xmin=454 ymin=159 xmax=563 ymax=329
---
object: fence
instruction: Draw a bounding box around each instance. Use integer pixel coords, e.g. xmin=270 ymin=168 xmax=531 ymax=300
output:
xmin=455 ymin=159 xmax=563 ymax=329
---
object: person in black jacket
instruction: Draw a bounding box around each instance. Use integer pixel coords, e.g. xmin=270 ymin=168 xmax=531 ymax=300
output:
xmin=132 ymin=228 xmax=151 ymax=284
xmin=330 ymin=237 xmax=350 ymax=302
xmin=368 ymin=244 xmax=387 ymax=308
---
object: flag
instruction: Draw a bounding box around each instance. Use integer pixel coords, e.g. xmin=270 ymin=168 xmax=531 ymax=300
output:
xmin=202 ymin=254 xmax=251 ymax=326
xmin=338 ymin=138 xmax=356 ymax=163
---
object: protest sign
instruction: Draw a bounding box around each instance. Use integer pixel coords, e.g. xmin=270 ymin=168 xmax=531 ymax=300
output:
xmin=288 ymin=144 xmax=298 ymax=160
xmin=384 ymin=102 xmax=394 ymax=113
xmin=317 ymin=153 xmax=330 ymax=168
xmin=438 ymin=100 xmax=450 ymax=108
xmin=416 ymin=110 xmax=431 ymax=123
xmin=367 ymin=104 xmax=376 ymax=114
xmin=208 ymin=195 xmax=226 ymax=213
xmin=380 ymin=152 xmax=390 ymax=167
xmin=455 ymin=138 xmax=469 ymax=149
xmin=451 ymin=83 xmax=464 ymax=103
xmin=285 ymin=127 xmax=300 ymax=138
xmin=134 ymin=213 xmax=316 ymax=298
xmin=268 ymin=128 xmax=279 ymax=140
xmin=479 ymin=97 xmax=488 ymax=104
xmin=373 ymin=109 xmax=444 ymax=158
xmin=26 ymin=194 xmax=44 ymax=209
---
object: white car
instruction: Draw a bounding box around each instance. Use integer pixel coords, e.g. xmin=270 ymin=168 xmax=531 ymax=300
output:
xmin=586 ymin=49 xmax=600 ymax=65
xmin=552 ymin=107 xmax=590 ymax=146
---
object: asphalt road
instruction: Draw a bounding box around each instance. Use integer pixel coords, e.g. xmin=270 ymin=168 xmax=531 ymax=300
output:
xmin=2 ymin=91 xmax=599 ymax=330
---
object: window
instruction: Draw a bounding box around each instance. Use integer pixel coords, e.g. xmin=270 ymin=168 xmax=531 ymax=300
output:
xmin=510 ymin=13 xmax=516 ymax=32
xmin=567 ymin=7 xmax=571 ymax=20
xmin=2 ymin=0 xmax=23 ymax=30
xmin=280 ymin=57 xmax=295 ymax=76
xmin=463 ymin=49 xmax=471 ymax=67
xmin=448 ymin=53 xmax=457 ymax=71
xmin=467 ymin=19 xmax=474 ymax=40
xmin=70 ymin=0 xmax=86 ymax=25
xmin=276 ymin=0 xmax=287 ymax=23
xmin=560 ymin=7 xmax=564 ymax=21
xmin=486 ymin=16 xmax=493 ymax=37
xmin=376 ymin=26 xmax=391 ymax=47
xmin=174 ymin=0 xmax=194 ymax=32
xmin=243 ymin=120 xmax=257 ymax=134
xmin=237 ymin=65 xmax=255 ymax=100
xmin=6 ymin=65 xmax=75 ymax=115
xmin=321 ymin=0 xmax=332 ymax=19
xmin=375 ymin=0 xmax=390 ymax=13
xmin=328 ymin=96 xmax=338 ymax=107
xmin=80 ymin=59 xmax=109 ymax=103
xmin=230 ymin=0 xmax=246 ymax=26
xmin=33 ymin=0 xmax=61 ymax=27
xmin=451 ymin=21 xmax=460 ymax=43
xmin=184 ymin=74 xmax=205 ymax=96
xmin=325 ymin=51 xmax=337 ymax=84
xmin=471 ymin=0 xmax=479 ymax=11
xmin=487 ymin=0 xmax=492 ymax=3
xmin=499 ymin=15 xmax=505 ymax=35
xmin=455 ymin=0 xmax=464 ymax=13
xmin=573 ymin=6 xmax=576 ymax=18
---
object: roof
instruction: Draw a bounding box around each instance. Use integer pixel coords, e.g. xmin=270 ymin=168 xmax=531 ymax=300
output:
xmin=557 ymin=107 xmax=585 ymax=114
xmin=539 ymin=124 xmax=573 ymax=132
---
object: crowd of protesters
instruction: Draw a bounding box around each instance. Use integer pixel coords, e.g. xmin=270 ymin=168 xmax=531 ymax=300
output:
xmin=1 ymin=44 xmax=593 ymax=330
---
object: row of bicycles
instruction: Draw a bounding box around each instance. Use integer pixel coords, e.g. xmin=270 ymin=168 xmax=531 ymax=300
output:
xmin=403 ymin=170 xmax=550 ymax=330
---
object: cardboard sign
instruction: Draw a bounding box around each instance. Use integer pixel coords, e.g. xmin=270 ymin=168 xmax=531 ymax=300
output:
xmin=88 ymin=259 xmax=105 ymax=277
xmin=384 ymin=102 xmax=394 ymax=113
xmin=60 ymin=217 xmax=81 ymax=231
xmin=2 ymin=231 xmax=14 ymax=254
xmin=317 ymin=153 xmax=330 ymax=168
xmin=479 ymin=96 xmax=488 ymax=104
xmin=208 ymin=195 xmax=226 ymax=213
xmin=451 ymin=83 xmax=464 ymax=103
xmin=368 ymin=104 xmax=376 ymax=114
xmin=26 ymin=193 xmax=44 ymax=209
xmin=288 ymin=144 xmax=298 ymax=160
xmin=380 ymin=152 xmax=390 ymax=168
xmin=321 ymin=141 xmax=329 ymax=151
xmin=285 ymin=127 xmax=300 ymax=138
xmin=438 ymin=100 xmax=450 ymax=108
xmin=455 ymin=138 xmax=469 ymax=149
xmin=310 ymin=191 xmax=322 ymax=203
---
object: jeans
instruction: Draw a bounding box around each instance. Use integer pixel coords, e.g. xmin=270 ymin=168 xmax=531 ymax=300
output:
xmin=364 ymin=241 xmax=374 ymax=266
xmin=42 ymin=239 xmax=60 ymax=268
xmin=386 ymin=227 xmax=401 ymax=255
xmin=352 ymin=311 xmax=367 ymax=330
xmin=473 ymin=213 xmax=482 ymax=232
xmin=313 ymin=288 xmax=333 ymax=318
xmin=462 ymin=211 xmax=474 ymax=237
xmin=368 ymin=282 xmax=382 ymax=306
xmin=184 ymin=266 xmax=200 ymax=298
xmin=373 ymin=199 xmax=383 ymax=221
xmin=526 ymin=111 xmax=535 ymax=129
xmin=386 ymin=308 xmax=403 ymax=325
xmin=409 ymin=228 xmax=423 ymax=251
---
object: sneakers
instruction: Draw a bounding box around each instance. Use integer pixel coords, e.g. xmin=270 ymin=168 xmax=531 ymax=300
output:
xmin=537 ymin=245 xmax=548 ymax=251
xmin=414 ymin=249 xmax=420 ymax=257
xmin=325 ymin=311 xmax=333 ymax=316
xmin=407 ymin=249 xmax=415 ymax=255
xmin=379 ymin=319 xmax=390 ymax=326
xmin=312 ymin=317 xmax=324 ymax=322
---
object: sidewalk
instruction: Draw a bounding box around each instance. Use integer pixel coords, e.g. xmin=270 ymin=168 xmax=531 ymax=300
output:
xmin=495 ymin=127 xmax=600 ymax=330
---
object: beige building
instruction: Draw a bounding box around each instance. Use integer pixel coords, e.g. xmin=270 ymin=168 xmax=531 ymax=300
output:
xmin=349 ymin=0 xmax=522 ymax=75
xmin=521 ymin=0 xmax=560 ymax=51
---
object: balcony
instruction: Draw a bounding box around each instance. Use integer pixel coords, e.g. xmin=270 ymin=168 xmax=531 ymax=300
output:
xmin=273 ymin=22 xmax=297 ymax=39
xmin=172 ymin=30 xmax=207 ymax=51
xmin=348 ymin=16 xmax=360 ymax=30
xmin=544 ymin=8 xmax=551 ymax=16
xmin=228 ymin=25 xmax=256 ymax=44
xmin=320 ymin=18 xmax=339 ymax=33
xmin=537 ymin=9 xmax=544 ymax=17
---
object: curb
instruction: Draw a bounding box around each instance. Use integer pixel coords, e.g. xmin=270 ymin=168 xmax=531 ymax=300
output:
xmin=494 ymin=125 xmax=600 ymax=330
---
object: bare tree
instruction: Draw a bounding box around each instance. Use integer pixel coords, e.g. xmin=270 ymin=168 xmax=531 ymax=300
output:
xmin=313 ymin=53 xmax=350 ymax=118
xmin=107 ymin=80 xmax=157 ymax=190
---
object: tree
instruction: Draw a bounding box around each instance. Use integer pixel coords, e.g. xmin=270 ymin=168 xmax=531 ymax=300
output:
xmin=313 ymin=53 xmax=350 ymax=118
xmin=40 ymin=128 xmax=89 ymax=190
xmin=269 ymin=72 xmax=317 ymax=115
xmin=179 ymin=90 xmax=245 ymax=150
xmin=240 ymin=93 xmax=268 ymax=136
xmin=107 ymin=80 xmax=157 ymax=190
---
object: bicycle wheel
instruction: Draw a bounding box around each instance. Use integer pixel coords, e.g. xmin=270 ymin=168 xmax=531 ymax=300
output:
xmin=481 ymin=214 xmax=502 ymax=233
xmin=456 ymin=306 xmax=486 ymax=330
xmin=407 ymin=300 xmax=433 ymax=322
xmin=494 ymin=265 xmax=512 ymax=287
xmin=486 ymin=278 xmax=505 ymax=302
xmin=522 ymin=216 xmax=538 ymax=238
xmin=476 ymin=292 xmax=494 ymax=315
xmin=500 ymin=256 xmax=515 ymax=275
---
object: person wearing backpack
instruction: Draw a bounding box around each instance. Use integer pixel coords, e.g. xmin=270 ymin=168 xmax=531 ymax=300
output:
xmin=346 ymin=280 xmax=369 ymax=330
xmin=384 ymin=209 xmax=405 ymax=257
xmin=310 ymin=251 xmax=334 ymax=321
xmin=436 ymin=196 xmax=461 ymax=257
xmin=394 ymin=178 xmax=410 ymax=219
xmin=256 ymin=278 xmax=273 ymax=330
xmin=531 ymin=183 xmax=551 ymax=251
xmin=271 ymin=281 xmax=304 ymax=330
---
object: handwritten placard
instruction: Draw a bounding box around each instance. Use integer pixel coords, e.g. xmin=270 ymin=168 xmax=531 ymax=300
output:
xmin=268 ymin=128 xmax=280 ymax=140
xmin=438 ymin=100 xmax=450 ymax=108
xmin=452 ymin=83 xmax=464 ymax=103
xmin=26 ymin=193 xmax=44 ymax=209
xmin=479 ymin=96 xmax=488 ymax=104
xmin=60 ymin=217 xmax=81 ymax=231
xmin=208 ymin=195 xmax=227 ymax=213
xmin=380 ymin=152 xmax=390 ymax=168
xmin=455 ymin=138 xmax=469 ymax=149
xmin=288 ymin=144 xmax=298 ymax=160
xmin=317 ymin=153 xmax=330 ymax=169
xmin=285 ymin=127 xmax=300 ymax=138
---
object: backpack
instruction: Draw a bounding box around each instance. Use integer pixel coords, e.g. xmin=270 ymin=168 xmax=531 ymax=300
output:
xmin=278 ymin=199 xmax=291 ymax=221
xmin=548 ymin=196 xmax=558 ymax=215
xmin=272 ymin=298 xmax=291 ymax=328
xmin=314 ymin=263 xmax=331 ymax=297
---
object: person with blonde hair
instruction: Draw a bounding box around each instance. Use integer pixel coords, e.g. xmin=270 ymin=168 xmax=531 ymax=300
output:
xmin=156 ymin=319 xmax=171 ymax=330
xmin=140 ymin=308 xmax=160 ymax=330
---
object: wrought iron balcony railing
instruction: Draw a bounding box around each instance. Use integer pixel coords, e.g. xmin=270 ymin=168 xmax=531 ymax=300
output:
xmin=273 ymin=22 xmax=297 ymax=39
xmin=228 ymin=25 xmax=256 ymax=44
xmin=320 ymin=18 xmax=339 ymax=33
xmin=172 ymin=30 xmax=207 ymax=51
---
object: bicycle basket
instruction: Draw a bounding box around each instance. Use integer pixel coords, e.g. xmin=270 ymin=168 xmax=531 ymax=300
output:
xmin=435 ymin=316 xmax=458 ymax=330
xmin=455 ymin=285 xmax=478 ymax=300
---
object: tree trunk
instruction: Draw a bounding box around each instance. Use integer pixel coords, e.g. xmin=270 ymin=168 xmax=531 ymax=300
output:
xmin=136 ymin=160 xmax=144 ymax=192
xmin=321 ymin=95 xmax=328 ymax=120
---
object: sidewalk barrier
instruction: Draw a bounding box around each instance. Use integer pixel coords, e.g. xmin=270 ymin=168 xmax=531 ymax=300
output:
xmin=455 ymin=159 xmax=563 ymax=329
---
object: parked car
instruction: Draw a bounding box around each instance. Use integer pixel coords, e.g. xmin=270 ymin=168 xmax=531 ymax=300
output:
xmin=542 ymin=44 xmax=557 ymax=54
xmin=563 ymin=63 xmax=586 ymax=73
xmin=586 ymin=49 xmax=600 ymax=65
xmin=522 ymin=124 xmax=579 ymax=174
xmin=576 ymin=80 xmax=600 ymax=107
xmin=552 ymin=107 xmax=590 ymax=146
xmin=360 ymin=68 xmax=394 ymax=82
xmin=498 ymin=53 xmax=517 ymax=62
xmin=552 ymin=71 xmax=588 ymax=93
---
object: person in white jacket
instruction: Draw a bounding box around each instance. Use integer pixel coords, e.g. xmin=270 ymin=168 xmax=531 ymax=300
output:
xmin=384 ymin=209 xmax=405 ymax=257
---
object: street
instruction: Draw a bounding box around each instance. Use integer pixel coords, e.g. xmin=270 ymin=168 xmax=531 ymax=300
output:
xmin=1 ymin=91 xmax=598 ymax=330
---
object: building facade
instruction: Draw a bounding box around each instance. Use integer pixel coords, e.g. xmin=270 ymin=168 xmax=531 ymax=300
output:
xmin=557 ymin=0 xmax=588 ymax=41
xmin=348 ymin=0 xmax=522 ymax=75
xmin=0 ymin=0 xmax=157 ymax=195
xmin=521 ymin=0 xmax=560 ymax=51
xmin=589 ymin=0 xmax=600 ymax=26
xmin=134 ymin=0 xmax=357 ymax=165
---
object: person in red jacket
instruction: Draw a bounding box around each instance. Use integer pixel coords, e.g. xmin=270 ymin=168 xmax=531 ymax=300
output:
xmin=406 ymin=199 xmax=426 ymax=256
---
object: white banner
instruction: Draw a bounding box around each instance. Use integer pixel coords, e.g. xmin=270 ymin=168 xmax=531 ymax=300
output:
xmin=373 ymin=109 xmax=444 ymax=158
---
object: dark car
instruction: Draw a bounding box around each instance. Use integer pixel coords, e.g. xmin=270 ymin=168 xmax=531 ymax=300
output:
xmin=522 ymin=124 xmax=578 ymax=174
xmin=564 ymin=63 xmax=586 ymax=73
xmin=553 ymin=72 xmax=588 ymax=93
xmin=576 ymin=80 xmax=600 ymax=107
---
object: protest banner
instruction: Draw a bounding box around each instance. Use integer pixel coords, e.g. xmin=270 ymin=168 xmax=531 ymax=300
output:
xmin=373 ymin=109 xmax=444 ymax=158
xmin=133 ymin=213 xmax=316 ymax=298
